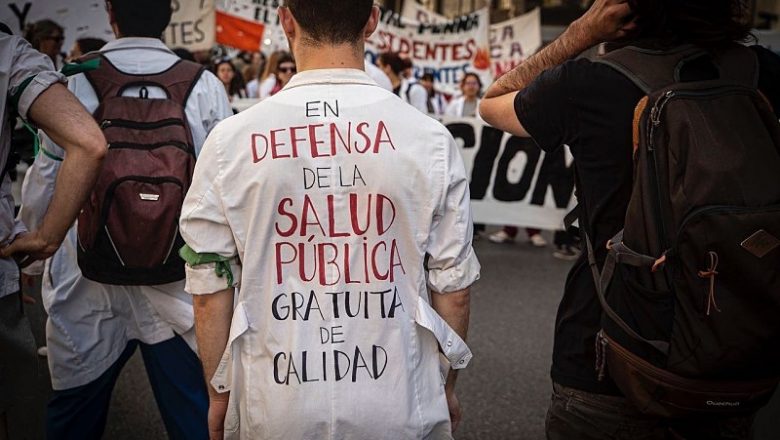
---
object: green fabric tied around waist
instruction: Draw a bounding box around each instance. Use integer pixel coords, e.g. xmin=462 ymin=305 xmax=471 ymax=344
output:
xmin=179 ymin=244 xmax=235 ymax=288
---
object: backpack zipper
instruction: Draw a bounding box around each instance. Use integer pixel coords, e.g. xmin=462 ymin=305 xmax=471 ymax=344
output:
xmin=100 ymin=118 xmax=185 ymax=130
xmin=648 ymin=91 xmax=675 ymax=152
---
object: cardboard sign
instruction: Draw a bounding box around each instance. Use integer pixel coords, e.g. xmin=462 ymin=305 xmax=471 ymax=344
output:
xmin=163 ymin=0 xmax=216 ymax=52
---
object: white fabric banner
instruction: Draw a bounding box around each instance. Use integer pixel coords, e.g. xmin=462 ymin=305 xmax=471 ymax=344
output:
xmin=443 ymin=116 xmax=574 ymax=230
xmin=367 ymin=6 xmax=493 ymax=96
xmin=402 ymin=2 xmax=542 ymax=79
xmin=162 ymin=0 xmax=216 ymax=52
xmin=489 ymin=8 xmax=542 ymax=77
xmin=0 ymin=0 xmax=214 ymax=54
xmin=217 ymin=0 xmax=289 ymax=52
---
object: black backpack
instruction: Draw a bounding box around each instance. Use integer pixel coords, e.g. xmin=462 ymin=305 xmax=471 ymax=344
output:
xmin=578 ymin=43 xmax=780 ymax=418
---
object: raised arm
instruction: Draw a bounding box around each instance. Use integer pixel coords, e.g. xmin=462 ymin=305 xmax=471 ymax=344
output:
xmin=479 ymin=0 xmax=636 ymax=137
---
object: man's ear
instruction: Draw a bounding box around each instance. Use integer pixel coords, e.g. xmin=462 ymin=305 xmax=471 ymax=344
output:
xmin=363 ymin=5 xmax=380 ymax=40
xmin=278 ymin=6 xmax=296 ymax=41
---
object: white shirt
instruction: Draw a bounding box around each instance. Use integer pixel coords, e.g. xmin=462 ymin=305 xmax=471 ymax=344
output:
xmin=0 ymin=35 xmax=65 ymax=298
xmin=364 ymin=60 xmax=392 ymax=92
xmin=400 ymin=78 xmax=429 ymax=113
xmin=180 ymin=69 xmax=480 ymax=439
xmin=445 ymin=96 xmax=481 ymax=118
xmin=17 ymin=37 xmax=232 ymax=390
xmin=246 ymin=78 xmax=260 ymax=98
xmin=258 ymin=75 xmax=277 ymax=99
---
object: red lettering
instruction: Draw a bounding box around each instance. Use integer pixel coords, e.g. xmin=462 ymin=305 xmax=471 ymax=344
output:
xmin=374 ymin=121 xmax=396 ymax=152
xmin=275 ymin=242 xmax=297 ymax=284
xmin=330 ymin=122 xmax=352 ymax=155
xmin=275 ymin=198 xmax=297 ymax=237
xmin=317 ymin=243 xmax=340 ymax=286
xmin=288 ymin=126 xmax=306 ymax=158
xmin=327 ymin=195 xmax=349 ymax=238
xmin=355 ymin=122 xmax=371 ymax=153
xmin=270 ymin=128 xmax=288 ymax=159
xmin=301 ymin=195 xmax=326 ymax=237
xmin=251 ymin=133 xmax=268 ymax=163
xmin=309 ymin=124 xmax=328 ymax=158
xmin=371 ymin=241 xmax=389 ymax=281
xmin=350 ymin=193 xmax=371 ymax=235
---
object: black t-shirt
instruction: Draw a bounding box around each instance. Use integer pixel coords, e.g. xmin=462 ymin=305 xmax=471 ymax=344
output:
xmin=514 ymin=45 xmax=780 ymax=395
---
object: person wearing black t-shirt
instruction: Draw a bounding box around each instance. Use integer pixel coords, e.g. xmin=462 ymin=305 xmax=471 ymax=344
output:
xmin=480 ymin=0 xmax=780 ymax=439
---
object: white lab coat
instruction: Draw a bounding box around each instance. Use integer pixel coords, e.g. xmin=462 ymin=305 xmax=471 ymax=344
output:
xmin=180 ymin=69 xmax=480 ymax=439
xmin=445 ymin=96 xmax=481 ymax=118
xmin=399 ymin=78 xmax=429 ymax=113
xmin=17 ymin=37 xmax=233 ymax=390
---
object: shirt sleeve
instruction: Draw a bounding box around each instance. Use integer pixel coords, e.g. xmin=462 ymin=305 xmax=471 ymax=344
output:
xmin=426 ymin=131 xmax=481 ymax=293
xmin=513 ymin=60 xmax=580 ymax=152
xmin=179 ymin=124 xmax=241 ymax=294
xmin=8 ymin=36 xmax=66 ymax=122
xmin=751 ymin=45 xmax=780 ymax=118
xmin=188 ymin=70 xmax=233 ymax=157
xmin=409 ymin=83 xmax=429 ymax=113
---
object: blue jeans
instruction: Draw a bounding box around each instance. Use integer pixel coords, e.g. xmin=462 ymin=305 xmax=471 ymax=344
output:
xmin=46 ymin=335 xmax=208 ymax=440
xmin=546 ymin=383 xmax=754 ymax=440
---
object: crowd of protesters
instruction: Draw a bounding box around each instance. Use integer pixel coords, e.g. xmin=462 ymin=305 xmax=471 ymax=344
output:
xmin=3 ymin=1 xmax=779 ymax=439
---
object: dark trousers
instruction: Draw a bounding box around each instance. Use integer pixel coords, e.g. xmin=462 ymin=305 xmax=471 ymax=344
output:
xmin=0 ymin=292 xmax=38 ymax=439
xmin=46 ymin=335 xmax=209 ymax=440
xmin=546 ymin=383 xmax=754 ymax=440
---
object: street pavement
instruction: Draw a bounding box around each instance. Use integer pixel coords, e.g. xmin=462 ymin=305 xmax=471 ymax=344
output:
xmin=20 ymin=231 xmax=780 ymax=439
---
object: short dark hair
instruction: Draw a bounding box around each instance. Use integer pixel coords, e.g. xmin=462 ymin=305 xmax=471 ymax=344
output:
xmin=628 ymin=0 xmax=752 ymax=47
xmin=76 ymin=38 xmax=107 ymax=54
xmin=108 ymin=0 xmax=172 ymax=38
xmin=285 ymin=0 xmax=373 ymax=46
xmin=378 ymin=52 xmax=404 ymax=75
xmin=420 ymin=73 xmax=435 ymax=83
xmin=461 ymin=72 xmax=482 ymax=91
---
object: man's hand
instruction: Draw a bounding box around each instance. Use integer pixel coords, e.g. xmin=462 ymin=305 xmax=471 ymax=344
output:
xmin=208 ymin=395 xmax=230 ymax=440
xmin=446 ymin=387 xmax=462 ymax=432
xmin=1 ymin=231 xmax=59 ymax=267
xmin=570 ymin=0 xmax=638 ymax=47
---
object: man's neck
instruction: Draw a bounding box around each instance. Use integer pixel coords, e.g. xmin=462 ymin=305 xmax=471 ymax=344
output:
xmin=294 ymin=42 xmax=365 ymax=72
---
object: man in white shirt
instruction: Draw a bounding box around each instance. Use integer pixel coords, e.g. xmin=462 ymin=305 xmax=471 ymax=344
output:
xmin=378 ymin=51 xmax=429 ymax=113
xmin=17 ymin=1 xmax=232 ymax=438
xmin=181 ymin=1 xmax=480 ymax=439
xmin=0 ymin=26 xmax=106 ymax=440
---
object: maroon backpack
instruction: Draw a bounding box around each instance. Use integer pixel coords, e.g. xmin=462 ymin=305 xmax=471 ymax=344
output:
xmin=77 ymin=54 xmax=204 ymax=285
xmin=579 ymin=44 xmax=780 ymax=417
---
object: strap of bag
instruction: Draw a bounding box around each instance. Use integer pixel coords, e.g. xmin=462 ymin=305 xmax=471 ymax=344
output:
xmin=589 ymin=43 xmax=759 ymax=94
xmin=583 ymin=229 xmax=670 ymax=356
xmin=82 ymin=54 xmax=205 ymax=107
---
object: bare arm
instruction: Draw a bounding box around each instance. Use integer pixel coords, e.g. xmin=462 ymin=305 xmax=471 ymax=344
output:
xmin=431 ymin=287 xmax=470 ymax=431
xmin=1 ymin=83 xmax=106 ymax=263
xmin=479 ymin=0 xmax=636 ymax=137
xmin=193 ymin=288 xmax=234 ymax=440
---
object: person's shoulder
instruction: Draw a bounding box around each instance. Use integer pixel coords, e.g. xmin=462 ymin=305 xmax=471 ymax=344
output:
xmin=750 ymin=44 xmax=780 ymax=70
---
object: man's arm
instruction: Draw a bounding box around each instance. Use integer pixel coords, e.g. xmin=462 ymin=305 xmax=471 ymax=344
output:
xmin=193 ymin=288 xmax=234 ymax=440
xmin=479 ymin=0 xmax=636 ymax=137
xmin=431 ymin=287 xmax=470 ymax=431
xmin=1 ymin=83 xmax=106 ymax=263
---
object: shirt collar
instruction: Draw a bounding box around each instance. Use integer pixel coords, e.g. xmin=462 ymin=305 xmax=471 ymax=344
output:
xmin=283 ymin=68 xmax=379 ymax=91
xmin=100 ymin=37 xmax=174 ymax=54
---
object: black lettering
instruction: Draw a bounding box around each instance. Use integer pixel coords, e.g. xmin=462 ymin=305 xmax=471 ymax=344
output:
xmin=492 ymin=136 xmax=541 ymax=202
xmin=530 ymin=147 xmax=575 ymax=208
xmin=9 ymin=3 xmax=32 ymax=32
xmin=469 ymin=126 xmax=504 ymax=199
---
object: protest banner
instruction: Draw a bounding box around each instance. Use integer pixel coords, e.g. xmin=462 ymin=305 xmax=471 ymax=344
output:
xmin=366 ymin=6 xmax=493 ymax=96
xmin=444 ymin=116 xmax=574 ymax=230
xmin=402 ymin=1 xmax=542 ymax=79
xmin=217 ymin=0 xmax=288 ymax=52
xmin=0 ymin=0 xmax=214 ymax=53
xmin=0 ymin=0 xmax=114 ymax=52
xmin=163 ymin=0 xmax=216 ymax=52
xmin=489 ymin=8 xmax=542 ymax=77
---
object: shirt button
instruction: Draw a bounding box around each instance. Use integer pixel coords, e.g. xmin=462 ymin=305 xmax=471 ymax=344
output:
xmin=458 ymin=359 xmax=465 ymax=365
xmin=447 ymin=340 xmax=452 ymax=347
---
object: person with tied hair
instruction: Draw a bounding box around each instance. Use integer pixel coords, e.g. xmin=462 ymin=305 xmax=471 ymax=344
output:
xmin=480 ymin=0 xmax=780 ymax=439
xmin=17 ymin=0 xmax=232 ymax=438
xmin=180 ymin=0 xmax=479 ymax=438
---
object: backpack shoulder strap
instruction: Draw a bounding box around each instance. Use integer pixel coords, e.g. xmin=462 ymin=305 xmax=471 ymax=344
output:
xmin=82 ymin=55 xmax=206 ymax=106
xmin=588 ymin=43 xmax=759 ymax=93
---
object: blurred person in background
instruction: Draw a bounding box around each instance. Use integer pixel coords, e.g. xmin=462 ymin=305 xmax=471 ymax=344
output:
xmin=420 ymin=72 xmax=445 ymax=115
xmin=256 ymin=50 xmax=287 ymax=99
xmin=242 ymin=51 xmax=266 ymax=91
xmin=24 ymin=19 xmax=65 ymax=69
xmin=67 ymin=38 xmax=107 ymax=61
xmin=260 ymin=52 xmax=296 ymax=98
xmin=445 ymin=72 xmax=482 ymax=117
xmin=378 ymin=51 xmax=427 ymax=112
xmin=213 ymin=58 xmax=246 ymax=102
